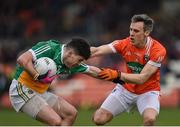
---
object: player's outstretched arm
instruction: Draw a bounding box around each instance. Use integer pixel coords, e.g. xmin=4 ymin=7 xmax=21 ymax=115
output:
xmin=90 ymin=44 xmax=114 ymax=57
xmin=98 ymin=64 xmax=158 ymax=85
xmin=17 ymin=51 xmax=39 ymax=80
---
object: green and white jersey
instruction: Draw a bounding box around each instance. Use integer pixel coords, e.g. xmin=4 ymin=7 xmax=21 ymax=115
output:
xmin=14 ymin=40 xmax=89 ymax=80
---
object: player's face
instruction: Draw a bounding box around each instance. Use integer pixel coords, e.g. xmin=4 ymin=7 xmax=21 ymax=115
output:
xmin=129 ymin=22 xmax=147 ymax=47
xmin=63 ymin=49 xmax=84 ymax=68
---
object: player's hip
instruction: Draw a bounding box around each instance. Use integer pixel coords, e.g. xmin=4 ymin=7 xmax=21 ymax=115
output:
xmin=9 ymin=79 xmax=57 ymax=112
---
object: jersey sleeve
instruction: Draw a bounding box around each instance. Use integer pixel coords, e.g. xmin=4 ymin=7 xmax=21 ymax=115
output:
xmin=148 ymin=46 xmax=166 ymax=67
xmin=29 ymin=40 xmax=57 ymax=61
xmin=109 ymin=38 xmax=128 ymax=55
xmin=69 ymin=63 xmax=89 ymax=74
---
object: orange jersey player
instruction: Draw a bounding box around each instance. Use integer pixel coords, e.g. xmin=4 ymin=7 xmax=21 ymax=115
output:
xmin=91 ymin=14 xmax=166 ymax=126
xmin=112 ymin=36 xmax=166 ymax=94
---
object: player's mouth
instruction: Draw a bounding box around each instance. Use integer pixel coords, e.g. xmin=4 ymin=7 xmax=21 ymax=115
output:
xmin=67 ymin=63 xmax=77 ymax=68
xmin=130 ymin=37 xmax=135 ymax=43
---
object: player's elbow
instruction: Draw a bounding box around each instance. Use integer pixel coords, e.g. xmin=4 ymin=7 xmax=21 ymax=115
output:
xmin=17 ymin=55 xmax=30 ymax=67
xmin=17 ymin=51 xmax=33 ymax=67
xmin=90 ymin=47 xmax=98 ymax=57
xmin=137 ymin=75 xmax=149 ymax=84
xmin=138 ymin=78 xmax=146 ymax=84
xmin=17 ymin=56 xmax=24 ymax=66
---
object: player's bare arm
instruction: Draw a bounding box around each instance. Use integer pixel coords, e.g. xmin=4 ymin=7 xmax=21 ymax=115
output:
xmin=121 ymin=63 xmax=158 ymax=84
xmin=90 ymin=44 xmax=114 ymax=57
xmin=85 ymin=66 xmax=102 ymax=77
xmin=17 ymin=51 xmax=38 ymax=79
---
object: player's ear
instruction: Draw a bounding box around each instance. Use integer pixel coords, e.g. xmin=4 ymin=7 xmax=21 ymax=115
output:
xmin=144 ymin=30 xmax=150 ymax=36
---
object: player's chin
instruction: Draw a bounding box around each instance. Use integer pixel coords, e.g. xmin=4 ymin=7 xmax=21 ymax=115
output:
xmin=130 ymin=39 xmax=135 ymax=43
xmin=131 ymin=41 xmax=135 ymax=45
xmin=69 ymin=64 xmax=77 ymax=68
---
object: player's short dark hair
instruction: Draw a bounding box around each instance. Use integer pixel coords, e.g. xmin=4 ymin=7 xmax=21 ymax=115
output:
xmin=66 ymin=37 xmax=90 ymax=60
xmin=131 ymin=14 xmax=154 ymax=32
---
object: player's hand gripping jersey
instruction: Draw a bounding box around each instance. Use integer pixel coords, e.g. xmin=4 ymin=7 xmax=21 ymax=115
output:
xmin=109 ymin=37 xmax=166 ymax=94
xmin=14 ymin=40 xmax=89 ymax=93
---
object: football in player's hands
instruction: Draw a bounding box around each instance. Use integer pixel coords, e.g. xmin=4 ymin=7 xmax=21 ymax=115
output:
xmin=34 ymin=57 xmax=57 ymax=83
xmin=34 ymin=57 xmax=57 ymax=77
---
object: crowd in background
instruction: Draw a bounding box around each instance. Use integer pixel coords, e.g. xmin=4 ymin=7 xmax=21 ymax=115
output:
xmin=0 ymin=0 xmax=180 ymax=105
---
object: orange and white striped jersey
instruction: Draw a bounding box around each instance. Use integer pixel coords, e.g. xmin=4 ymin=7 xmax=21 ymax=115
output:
xmin=109 ymin=37 xmax=166 ymax=94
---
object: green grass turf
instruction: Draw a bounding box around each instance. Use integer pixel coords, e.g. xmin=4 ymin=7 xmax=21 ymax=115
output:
xmin=0 ymin=108 xmax=180 ymax=126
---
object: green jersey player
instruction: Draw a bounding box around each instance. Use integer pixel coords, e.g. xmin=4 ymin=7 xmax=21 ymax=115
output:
xmin=9 ymin=38 xmax=101 ymax=125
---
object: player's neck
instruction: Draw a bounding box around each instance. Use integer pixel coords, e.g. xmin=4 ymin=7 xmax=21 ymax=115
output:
xmin=136 ymin=38 xmax=147 ymax=49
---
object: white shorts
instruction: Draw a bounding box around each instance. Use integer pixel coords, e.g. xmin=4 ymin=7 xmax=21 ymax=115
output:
xmin=9 ymin=79 xmax=58 ymax=118
xmin=101 ymin=84 xmax=160 ymax=116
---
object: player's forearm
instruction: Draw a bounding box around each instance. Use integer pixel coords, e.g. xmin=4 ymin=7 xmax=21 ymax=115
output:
xmin=121 ymin=72 xmax=148 ymax=85
xmin=17 ymin=53 xmax=38 ymax=79
xmin=86 ymin=66 xmax=101 ymax=77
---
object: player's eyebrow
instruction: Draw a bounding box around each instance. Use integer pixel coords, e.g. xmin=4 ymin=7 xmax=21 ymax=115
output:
xmin=130 ymin=28 xmax=140 ymax=33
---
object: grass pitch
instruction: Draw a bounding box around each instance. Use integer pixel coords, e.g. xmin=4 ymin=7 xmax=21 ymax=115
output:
xmin=0 ymin=108 xmax=180 ymax=126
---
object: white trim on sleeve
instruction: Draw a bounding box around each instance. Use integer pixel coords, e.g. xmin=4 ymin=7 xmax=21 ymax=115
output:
xmin=148 ymin=60 xmax=161 ymax=67
xmin=108 ymin=43 xmax=117 ymax=53
xmin=79 ymin=63 xmax=89 ymax=73
xmin=85 ymin=65 xmax=90 ymax=72
xmin=28 ymin=49 xmax=37 ymax=61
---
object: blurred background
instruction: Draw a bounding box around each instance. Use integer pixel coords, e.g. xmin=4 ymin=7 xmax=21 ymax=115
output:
xmin=0 ymin=0 xmax=180 ymax=125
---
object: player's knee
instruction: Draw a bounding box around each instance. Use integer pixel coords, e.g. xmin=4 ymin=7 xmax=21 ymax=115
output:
xmin=48 ymin=117 xmax=62 ymax=126
xmin=93 ymin=115 xmax=105 ymax=125
xmin=143 ymin=116 xmax=156 ymax=126
xmin=64 ymin=106 xmax=78 ymax=125
xmin=69 ymin=107 xmax=78 ymax=121
xmin=93 ymin=110 xmax=111 ymax=125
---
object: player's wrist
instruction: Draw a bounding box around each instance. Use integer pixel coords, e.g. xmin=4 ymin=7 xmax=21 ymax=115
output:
xmin=116 ymin=70 xmax=121 ymax=79
xmin=33 ymin=73 xmax=40 ymax=81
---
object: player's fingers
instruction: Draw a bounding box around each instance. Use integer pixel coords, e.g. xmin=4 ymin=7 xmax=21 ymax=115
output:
xmin=99 ymin=74 xmax=109 ymax=79
xmin=98 ymin=72 xmax=110 ymax=77
xmin=98 ymin=71 xmax=108 ymax=76
xmin=99 ymin=74 xmax=108 ymax=78
xmin=102 ymin=73 xmax=113 ymax=80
